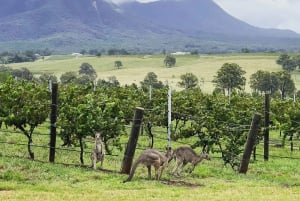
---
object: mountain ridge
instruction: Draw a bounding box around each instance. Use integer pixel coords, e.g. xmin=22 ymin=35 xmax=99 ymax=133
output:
xmin=0 ymin=0 xmax=299 ymax=53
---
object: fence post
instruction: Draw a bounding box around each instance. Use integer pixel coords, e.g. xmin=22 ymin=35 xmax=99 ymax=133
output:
xmin=290 ymin=133 xmax=294 ymax=152
xmin=239 ymin=113 xmax=261 ymax=174
xmin=121 ymin=107 xmax=144 ymax=174
xmin=49 ymin=83 xmax=58 ymax=163
xmin=264 ymin=93 xmax=270 ymax=161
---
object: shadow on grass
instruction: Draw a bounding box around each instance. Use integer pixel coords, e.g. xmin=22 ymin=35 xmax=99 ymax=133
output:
xmin=160 ymin=179 xmax=204 ymax=188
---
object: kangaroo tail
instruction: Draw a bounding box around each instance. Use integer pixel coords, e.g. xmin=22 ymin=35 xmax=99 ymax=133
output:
xmin=123 ymin=159 xmax=141 ymax=183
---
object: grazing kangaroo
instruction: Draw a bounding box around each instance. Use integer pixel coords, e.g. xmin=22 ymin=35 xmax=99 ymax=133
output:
xmin=123 ymin=147 xmax=173 ymax=182
xmin=90 ymin=132 xmax=105 ymax=170
xmin=170 ymin=146 xmax=210 ymax=176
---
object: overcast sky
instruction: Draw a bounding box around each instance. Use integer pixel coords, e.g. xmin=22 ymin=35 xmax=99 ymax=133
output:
xmin=107 ymin=0 xmax=300 ymax=33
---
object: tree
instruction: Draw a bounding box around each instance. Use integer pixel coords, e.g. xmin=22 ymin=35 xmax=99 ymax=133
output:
xmin=275 ymin=71 xmax=296 ymax=99
xmin=164 ymin=55 xmax=176 ymax=67
xmin=276 ymin=53 xmax=297 ymax=72
xmin=75 ymin=74 xmax=93 ymax=85
xmin=190 ymin=50 xmax=199 ymax=55
xmin=249 ymin=70 xmax=279 ymax=94
xmin=276 ymin=53 xmax=290 ymax=66
xmin=213 ymin=63 xmax=246 ymax=95
xmin=79 ymin=63 xmax=97 ymax=81
xmin=140 ymin=72 xmax=164 ymax=92
xmin=114 ymin=61 xmax=123 ymax=69
xmin=107 ymin=48 xmax=129 ymax=55
xmin=97 ymin=76 xmax=120 ymax=87
xmin=241 ymin=48 xmax=250 ymax=53
xmin=12 ymin=67 xmax=33 ymax=81
xmin=60 ymin=72 xmax=78 ymax=84
xmin=292 ymin=54 xmax=300 ymax=69
xmin=178 ymin=73 xmax=199 ymax=89
xmin=107 ymin=76 xmax=120 ymax=86
xmin=6 ymin=53 xmax=37 ymax=63
xmin=80 ymin=49 xmax=87 ymax=55
xmin=38 ymin=73 xmax=58 ymax=84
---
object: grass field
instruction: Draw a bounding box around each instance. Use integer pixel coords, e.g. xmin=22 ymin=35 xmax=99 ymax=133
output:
xmin=1 ymin=127 xmax=300 ymax=201
xmin=8 ymin=53 xmax=288 ymax=92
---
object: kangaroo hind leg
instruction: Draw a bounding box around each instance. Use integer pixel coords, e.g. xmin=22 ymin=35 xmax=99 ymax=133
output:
xmin=147 ymin=165 xmax=151 ymax=180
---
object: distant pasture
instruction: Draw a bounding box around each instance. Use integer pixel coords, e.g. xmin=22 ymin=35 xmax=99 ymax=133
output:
xmin=9 ymin=53 xmax=285 ymax=92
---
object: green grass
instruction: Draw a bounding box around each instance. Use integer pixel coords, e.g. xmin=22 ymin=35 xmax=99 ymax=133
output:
xmin=1 ymin=127 xmax=300 ymax=201
xmin=1 ymin=153 xmax=300 ymax=201
xmin=8 ymin=53 xmax=284 ymax=92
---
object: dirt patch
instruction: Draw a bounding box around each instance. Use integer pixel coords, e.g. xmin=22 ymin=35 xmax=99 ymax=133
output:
xmin=160 ymin=179 xmax=204 ymax=188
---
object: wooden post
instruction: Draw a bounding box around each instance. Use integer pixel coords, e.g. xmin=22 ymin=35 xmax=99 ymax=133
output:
xmin=49 ymin=83 xmax=58 ymax=163
xmin=264 ymin=93 xmax=270 ymax=161
xmin=121 ymin=107 xmax=144 ymax=174
xmin=239 ymin=113 xmax=261 ymax=174
xmin=290 ymin=133 xmax=294 ymax=152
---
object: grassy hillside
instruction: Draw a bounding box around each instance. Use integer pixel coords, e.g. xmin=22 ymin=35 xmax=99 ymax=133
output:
xmin=8 ymin=53 xmax=286 ymax=92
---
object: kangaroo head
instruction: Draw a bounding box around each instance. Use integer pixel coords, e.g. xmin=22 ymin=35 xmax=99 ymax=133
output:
xmin=201 ymin=153 xmax=210 ymax=161
xmin=95 ymin=132 xmax=101 ymax=140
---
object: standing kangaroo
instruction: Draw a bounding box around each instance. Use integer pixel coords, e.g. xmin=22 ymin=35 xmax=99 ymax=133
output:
xmin=123 ymin=147 xmax=173 ymax=182
xmin=90 ymin=132 xmax=105 ymax=170
xmin=170 ymin=146 xmax=210 ymax=176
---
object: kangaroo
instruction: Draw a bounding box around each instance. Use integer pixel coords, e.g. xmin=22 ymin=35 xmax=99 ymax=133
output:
xmin=123 ymin=147 xmax=173 ymax=182
xmin=90 ymin=132 xmax=105 ymax=170
xmin=170 ymin=146 xmax=210 ymax=176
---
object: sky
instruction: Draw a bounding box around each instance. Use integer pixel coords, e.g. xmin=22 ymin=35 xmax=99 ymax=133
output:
xmin=107 ymin=0 xmax=300 ymax=34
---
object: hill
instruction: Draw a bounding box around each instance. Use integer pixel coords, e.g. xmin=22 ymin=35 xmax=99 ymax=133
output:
xmin=9 ymin=53 xmax=288 ymax=92
xmin=0 ymin=0 xmax=300 ymax=53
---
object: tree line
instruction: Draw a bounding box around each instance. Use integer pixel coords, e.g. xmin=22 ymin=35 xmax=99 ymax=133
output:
xmin=0 ymin=49 xmax=52 ymax=64
xmin=0 ymin=54 xmax=298 ymax=99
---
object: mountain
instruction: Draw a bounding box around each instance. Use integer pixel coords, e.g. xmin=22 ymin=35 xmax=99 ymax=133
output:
xmin=121 ymin=0 xmax=299 ymax=38
xmin=0 ymin=0 xmax=300 ymax=53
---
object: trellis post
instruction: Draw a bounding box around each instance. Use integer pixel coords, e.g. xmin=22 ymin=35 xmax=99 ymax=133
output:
xmin=239 ymin=113 xmax=261 ymax=174
xmin=121 ymin=107 xmax=144 ymax=174
xmin=49 ymin=83 xmax=58 ymax=163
